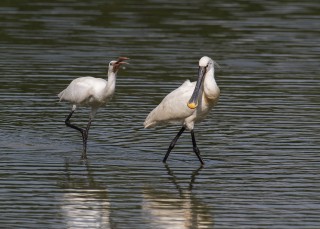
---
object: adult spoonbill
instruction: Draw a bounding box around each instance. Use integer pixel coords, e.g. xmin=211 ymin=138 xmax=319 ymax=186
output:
xmin=144 ymin=56 xmax=220 ymax=165
xmin=58 ymin=57 xmax=129 ymax=159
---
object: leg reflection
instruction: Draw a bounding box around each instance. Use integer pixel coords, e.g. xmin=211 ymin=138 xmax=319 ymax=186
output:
xmin=142 ymin=164 xmax=213 ymax=228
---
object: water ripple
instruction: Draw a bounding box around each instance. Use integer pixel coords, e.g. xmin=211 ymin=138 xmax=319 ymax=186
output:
xmin=0 ymin=0 xmax=320 ymax=228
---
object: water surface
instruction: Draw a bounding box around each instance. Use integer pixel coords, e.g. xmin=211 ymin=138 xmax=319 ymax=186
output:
xmin=0 ymin=1 xmax=319 ymax=228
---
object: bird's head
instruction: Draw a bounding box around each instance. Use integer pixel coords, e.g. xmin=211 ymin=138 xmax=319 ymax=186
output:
xmin=108 ymin=57 xmax=129 ymax=73
xmin=187 ymin=56 xmax=219 ymax=109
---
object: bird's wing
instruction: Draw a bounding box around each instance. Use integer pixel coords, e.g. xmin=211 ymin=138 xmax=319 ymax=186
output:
xmin=144 ymin=80 xmax=196 ymax=128
xmin=58 ymin=77 xmax=106 ymax=104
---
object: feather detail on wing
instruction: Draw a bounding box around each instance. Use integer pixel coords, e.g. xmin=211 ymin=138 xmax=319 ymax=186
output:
xmin=58 ymin=77 xmax=107 ymax=105
xmin=144 ymin=80 xmax=196 ymax=128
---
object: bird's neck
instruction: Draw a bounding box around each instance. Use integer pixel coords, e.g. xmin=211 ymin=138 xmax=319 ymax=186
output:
xmin=204 ymin=68 xmax=219 ymax=99
xmin=105 ymin=71 xmax=117 ymax=96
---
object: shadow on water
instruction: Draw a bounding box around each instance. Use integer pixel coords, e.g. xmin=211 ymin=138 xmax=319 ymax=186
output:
xmin=142 ymin=164 xmax=214 ymax=228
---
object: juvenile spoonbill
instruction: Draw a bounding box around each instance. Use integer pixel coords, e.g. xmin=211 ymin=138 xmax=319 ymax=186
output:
xmin=58 ymin=57 xmax=129 ymax=159
xmin=144 ymin=56 xmax=220 ymax=165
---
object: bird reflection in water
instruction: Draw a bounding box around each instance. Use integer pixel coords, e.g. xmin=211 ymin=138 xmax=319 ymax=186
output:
xmin=142 ymin=165 xmax=214 ymax=228
xmin=58 ymin=159 xmax=111 ymax=229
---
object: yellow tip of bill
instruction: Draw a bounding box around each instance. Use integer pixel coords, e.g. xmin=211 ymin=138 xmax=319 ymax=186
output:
xmin=187 ymin=102 xmax=197 ymax=109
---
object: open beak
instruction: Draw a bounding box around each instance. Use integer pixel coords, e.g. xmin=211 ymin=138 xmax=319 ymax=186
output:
xmin=116 ymin=56 xmax=130 ymax=64
xmin=187 ymin=66 xmax=206 ymax=109
xmin=113 ymin=57 xmax=129 ymax=72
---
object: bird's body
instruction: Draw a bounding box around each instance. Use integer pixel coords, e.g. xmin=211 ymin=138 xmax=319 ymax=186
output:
xmin=144 ymin=78 xmax=219 ymax=130
xmin=58 ymin=76 xmax=115 ymax=116
xmin=144 ymin=56 xmax=220 ymax=164
xmin=58 ymin=57 xmax=129 ymax=159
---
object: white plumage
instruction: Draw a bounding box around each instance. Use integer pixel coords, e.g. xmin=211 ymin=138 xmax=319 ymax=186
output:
xmin=144 ymin=80 xmax=195 ymax=128
xmin=58 ymin=57 xmax=129 ymax=159
xmin=59 ymin=76 xmax=112 ymax=117
xmin=144 ymin=56 xmax=220 ymax=164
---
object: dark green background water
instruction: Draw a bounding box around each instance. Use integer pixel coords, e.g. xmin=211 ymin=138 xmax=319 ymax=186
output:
xmin=0 ymin=1 xmax=319 ymax=228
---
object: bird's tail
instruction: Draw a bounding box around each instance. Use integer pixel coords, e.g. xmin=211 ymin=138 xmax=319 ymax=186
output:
xmin=144 ymin=120 xmax=152 ymax=129
xmin=57 ymin=90 xmax=65 ymax=102
xmin=144 ymin=111 xmax=157 ymax=128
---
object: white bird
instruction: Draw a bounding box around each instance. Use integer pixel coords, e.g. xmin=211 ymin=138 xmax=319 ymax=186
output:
xmin=144 ymin=56 xmax=220 ymax=165
xmin=58 ymin=57 xmax=129 ymax=159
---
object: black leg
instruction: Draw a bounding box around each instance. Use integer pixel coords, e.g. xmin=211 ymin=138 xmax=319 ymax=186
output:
xmin=81 ymin=118 xmax=92 ymax=160
xmin=65 ymin=110 xmax=83 ymax=133
xmin=64 ymin=110 xmax=90 ymax=160
xmin=163 ymin=126 xmax=186 ymax=163
xmin=81 ymin=130 xmax=88 ymax=160
xmin=191 ymin=130 xmax=205 ymax=165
